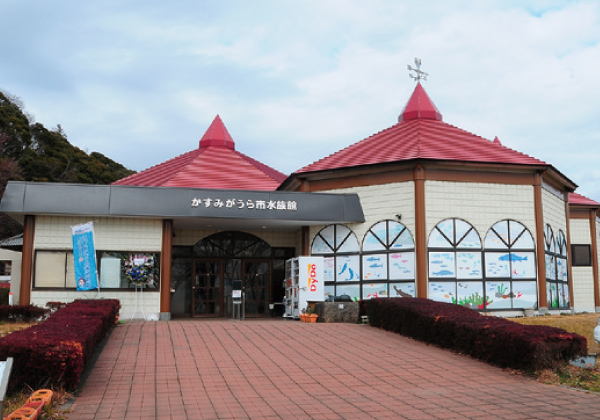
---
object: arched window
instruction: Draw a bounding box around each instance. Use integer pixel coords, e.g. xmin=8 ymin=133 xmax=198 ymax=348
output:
xmin=362 ymin=220 xmax=415 ymax=299
xmin=428 ymin=219 xmax=484 ymax=307
xmin=545 ymin=226 xmax=569 ymax=309
xmin=484 ymin=220 xmax=537 ymax=310
xmin=312 ymin=224 xmax=360 ymax=301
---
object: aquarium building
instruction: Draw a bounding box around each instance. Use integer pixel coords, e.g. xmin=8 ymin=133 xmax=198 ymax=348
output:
xmin=2 ymin=82 xmax=599 ymax=319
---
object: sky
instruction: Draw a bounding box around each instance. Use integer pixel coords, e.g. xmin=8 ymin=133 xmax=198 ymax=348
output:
xmin=1 ymin=1 xmax=599 ymax=201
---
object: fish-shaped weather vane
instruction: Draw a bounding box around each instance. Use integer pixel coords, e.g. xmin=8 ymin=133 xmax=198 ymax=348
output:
xmin=408 ymin=57 xmax=428 ymax=82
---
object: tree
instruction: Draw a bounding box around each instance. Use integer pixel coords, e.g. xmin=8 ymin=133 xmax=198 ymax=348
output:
xmin=0 ymin=89 xmax=136 ymax=239
xmin=0 ymin=91 xmax=31 ymax=160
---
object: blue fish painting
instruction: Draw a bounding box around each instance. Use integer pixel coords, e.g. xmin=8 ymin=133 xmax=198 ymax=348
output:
xmin=338 ymin=263 xmax=348 ymax=275
xmin=366 ymin=257 xmax=380 ymax=262
xmin=499 ymin=254 xmax=528 ymax=262
xmin=433 ymin=270 xmax=453 ymax=276
xmin=370 ymin=263 xmax=383 ymax=268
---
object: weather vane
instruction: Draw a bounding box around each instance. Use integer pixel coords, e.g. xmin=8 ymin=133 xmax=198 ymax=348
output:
xmin=408 ymin=57 xmax=428 ymax=82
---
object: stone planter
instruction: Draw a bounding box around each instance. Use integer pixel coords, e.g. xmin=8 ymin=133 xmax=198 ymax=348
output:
xmin=314 ymin=302 xmax=359 ymax=323
xmin=523 ymin=308 xmax=534 ymax=317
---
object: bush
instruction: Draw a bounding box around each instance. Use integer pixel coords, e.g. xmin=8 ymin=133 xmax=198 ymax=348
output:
xmin=0 ymin=305 xmax=49 ymax=322
xmin=366 ymin=297 xmax=587 ymax=371
xmin=0 ymin=287 xmax=9 ymax=305
xmin=0 ymin=299 xmax=120 ymax=392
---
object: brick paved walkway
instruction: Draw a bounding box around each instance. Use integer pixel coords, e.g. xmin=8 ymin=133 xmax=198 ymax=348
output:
xmin=66 ymin=320 xmax=600 ymax=420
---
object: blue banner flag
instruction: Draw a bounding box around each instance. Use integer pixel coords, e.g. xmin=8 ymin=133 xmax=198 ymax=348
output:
xmin=72 ymin=222 xmax=98 ymax=291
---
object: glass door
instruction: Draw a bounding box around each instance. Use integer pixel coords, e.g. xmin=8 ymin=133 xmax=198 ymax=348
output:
xmin=244 ymin=260 xmax=270 ymax=316
xmin=224 ymin=259 xmax=241 ymax=318
xmin=192 ymin=260 xmax=222 ymax=317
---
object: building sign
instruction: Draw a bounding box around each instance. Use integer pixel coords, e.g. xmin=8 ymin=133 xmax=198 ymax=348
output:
xmin=191 ymin=197 xmax=297 ymax=211
xmin=0 ymin=182 xmax=365 ymax=224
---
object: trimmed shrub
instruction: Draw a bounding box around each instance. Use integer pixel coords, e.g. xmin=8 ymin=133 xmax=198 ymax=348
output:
xmin=0 ymin=287 xmax=9 ymax=305
xmin=366 ymin=297 xmax=587 ymax=371
xmin=0 ymin=299 xmax=120 ymax=392
xmin=0 ymin=305 xmax=49 ymax=322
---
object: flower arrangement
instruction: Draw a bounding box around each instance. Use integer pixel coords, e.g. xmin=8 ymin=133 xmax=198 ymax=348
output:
xmin=124 ymin=254 xmax=155 ymax=287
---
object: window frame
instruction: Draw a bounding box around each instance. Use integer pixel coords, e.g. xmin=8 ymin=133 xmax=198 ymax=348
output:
xmin=33 ymin=249 xmax=161 ymax=291
xmin=571 ymin=244 xmax=592 ymax=267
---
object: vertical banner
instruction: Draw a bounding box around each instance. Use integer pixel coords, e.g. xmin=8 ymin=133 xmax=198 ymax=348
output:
xmin=72 ymin=222 xmax=98 ymax=291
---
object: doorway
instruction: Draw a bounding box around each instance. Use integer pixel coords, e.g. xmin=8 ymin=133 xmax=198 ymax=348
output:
xmin=191 ymin=258 xmax=271 ymax=317
xmin=172 ymin=231 xmax=294 ymax=318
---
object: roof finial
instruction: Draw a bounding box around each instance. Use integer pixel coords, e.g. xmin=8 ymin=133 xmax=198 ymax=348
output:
xmin=407 ymin=57 xmax=428 ymax=82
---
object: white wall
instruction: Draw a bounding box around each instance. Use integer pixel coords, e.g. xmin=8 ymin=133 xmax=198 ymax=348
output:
xmin=0 ymin=249 xmax=21 ymax=304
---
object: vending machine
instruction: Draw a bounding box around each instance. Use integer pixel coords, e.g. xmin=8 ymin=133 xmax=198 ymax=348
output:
xmin=283 ymin=257 xmax=324 ymax=318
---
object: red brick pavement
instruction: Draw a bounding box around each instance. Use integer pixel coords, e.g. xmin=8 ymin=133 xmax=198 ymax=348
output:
xmin=66 ymin=320 xmax=600 ymax=420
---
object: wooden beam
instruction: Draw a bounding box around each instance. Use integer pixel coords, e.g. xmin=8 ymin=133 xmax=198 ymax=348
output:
xmin=159 ymin=219 xmax=173 ymax=318
xmin=534 ymin=174 xmax=547 ymax=310
xmin=20 ymin=215 xmax=35 ymax=305
xmin=414 ymin=165 xmax=428 ymax=298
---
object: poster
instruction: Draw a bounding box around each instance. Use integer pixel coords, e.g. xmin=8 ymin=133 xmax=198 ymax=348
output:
xmin=456 ymin=252 xmax=482 ymax=279
xmin=389 ymin=252 xmax=414 ymax=279
xmin=336 ymin=255 xmax=360 ymax=282
xmin=72 ymin=222 xmax=98 ymax=291
xmin=428 ymin=252 xmax=455 ymax=278
xmin=100 ymin=257 xmax=121 ymax=288
xmin=362 ymin=254 xmax=387 ymax=280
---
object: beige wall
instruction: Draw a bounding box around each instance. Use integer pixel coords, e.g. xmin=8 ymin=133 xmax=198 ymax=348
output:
xmin=34 ymin=215 xmax=163 ymax=251
xmin=174 ymin=228 xmax=302 ymax=254
xmin=309 ymin=182 xmax=416 ymax=248
xmin=570 ymin=217 xmax=595 ymax=312
xmin=542 ymin=188 xmax=567 ymax=237
xmin=425 ymin=181 xmax=536 ymax=239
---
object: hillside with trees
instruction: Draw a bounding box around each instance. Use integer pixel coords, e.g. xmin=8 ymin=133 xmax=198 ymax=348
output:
xmin=0 ymin=90 xmax=136 ymax=239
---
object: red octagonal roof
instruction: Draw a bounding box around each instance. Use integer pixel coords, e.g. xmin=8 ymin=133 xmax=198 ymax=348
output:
xmin=296 ymin=83 xmax=547 ymax=174
xmin=569 ymin=192 xmax=600 ymax=207
xmin=113 ymin=115 xmax=287 ymax=191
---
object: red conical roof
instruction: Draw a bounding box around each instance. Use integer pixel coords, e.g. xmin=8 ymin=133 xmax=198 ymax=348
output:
xmin=398 ymin=83 xmax=442 ymax=122
xmin=296 ymin=83 xmax=547 ymax=174
xmin=112 ymin=116 xmax=287 ymax=190
xmin=199 ymin=115 xmax=235 ymax=149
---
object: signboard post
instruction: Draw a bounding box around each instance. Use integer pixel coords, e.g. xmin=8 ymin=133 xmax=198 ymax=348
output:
xmin=232 ymin=280 xmax=243 ymax=320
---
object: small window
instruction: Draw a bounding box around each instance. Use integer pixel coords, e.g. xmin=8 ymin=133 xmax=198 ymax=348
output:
xmin=571 ymin=244 xmax=592 ymax=267
xmin=0 ymin=261 xmax=11 ymax=276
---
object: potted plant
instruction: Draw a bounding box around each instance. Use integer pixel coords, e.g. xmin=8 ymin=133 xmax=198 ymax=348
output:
xmin=306 ymin=307 xmax=318 ymax=323
xmin=299 ymin=308 xmax=307 ymax=322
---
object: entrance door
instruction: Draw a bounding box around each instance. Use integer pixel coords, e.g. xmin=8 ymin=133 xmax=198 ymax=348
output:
xmin=244 ymin=260 xmax=270 ymax=316
xmin=192 ymin=260 xmax=221 ymax=317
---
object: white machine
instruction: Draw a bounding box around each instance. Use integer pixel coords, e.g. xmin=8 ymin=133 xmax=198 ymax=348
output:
xmin=283 ymin=257 xmax=324 ymax=318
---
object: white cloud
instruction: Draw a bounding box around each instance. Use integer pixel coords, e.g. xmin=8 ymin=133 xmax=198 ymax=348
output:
xmin=0 ymin=0 xmax=599 ymax=200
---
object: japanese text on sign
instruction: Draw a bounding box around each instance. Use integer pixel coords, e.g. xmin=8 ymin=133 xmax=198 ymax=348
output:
xmin=191 ymin=197 xmax=298 ymax=211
